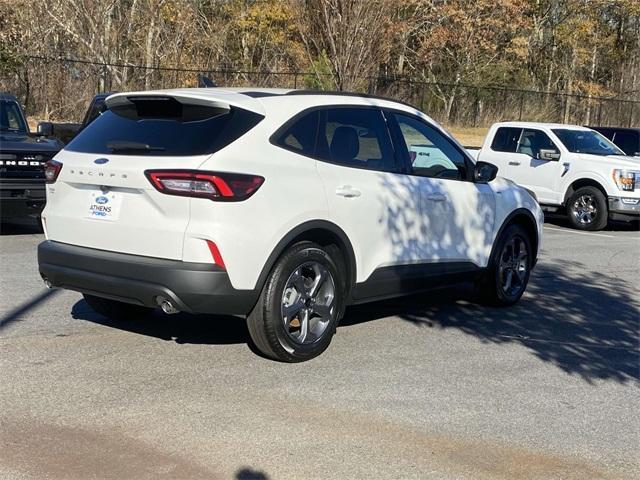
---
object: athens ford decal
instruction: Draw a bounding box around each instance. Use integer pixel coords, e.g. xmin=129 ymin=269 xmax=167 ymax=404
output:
xmin=87 ymin=192 xmax=121 ymax=221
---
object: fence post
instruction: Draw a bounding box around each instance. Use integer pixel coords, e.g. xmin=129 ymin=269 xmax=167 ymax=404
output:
xmin=518 ymin=91 xmax=525 ymax=121
xmin=294 ymin=72 xmax=298 ymax=89
xmin=628 ymin=101 xmax=633 ymax=127
xmin=473 ymin=88 xmax=479 ymax=127
xmin=99 ymin=64 xmax=106 ymax=93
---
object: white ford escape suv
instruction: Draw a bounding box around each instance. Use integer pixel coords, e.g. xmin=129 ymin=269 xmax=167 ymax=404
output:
xmin=38 ymin=88 xmax=543 ymax=362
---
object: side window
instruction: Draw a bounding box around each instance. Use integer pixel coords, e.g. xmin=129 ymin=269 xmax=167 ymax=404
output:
xmin=392 ymin=113 xmax=467 ymax=180
xmin=491 ymin=127 xmax=521 ymax=152
xmin=1 ymin=102 xmax=25 ymax=131
xmin=612 ymin=132 xmax=638 ymax=156
xmin=7 ymin=109 xmax=20 ymax=129
xmin=274 ymin=110 xmax=319 ymax=157
xmin=315 ymin=107 xmax=396 ymax=172
xmin=517 ymin=129 xmax=557 ymax=158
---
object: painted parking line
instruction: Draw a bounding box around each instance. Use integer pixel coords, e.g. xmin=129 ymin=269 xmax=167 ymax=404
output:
xmin=543 ymin=226 xmax=616 ymax=238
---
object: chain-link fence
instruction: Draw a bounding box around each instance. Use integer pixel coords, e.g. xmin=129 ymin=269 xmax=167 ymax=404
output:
xmin=3 ymin=55 xmax=639 ymax=128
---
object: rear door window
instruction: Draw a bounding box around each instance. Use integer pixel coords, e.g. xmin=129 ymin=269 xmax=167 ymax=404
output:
xmin=65 ymin=96 xmax=263 ymax=156
xmin=491 ymin=127 xmax=521 ymax=152
xmin=316 ymin=107 xmax=396 ymax=172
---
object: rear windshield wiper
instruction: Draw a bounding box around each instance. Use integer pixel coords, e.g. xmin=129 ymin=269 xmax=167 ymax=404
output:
xmin=106 ymin=140 xmax=165 ymax=153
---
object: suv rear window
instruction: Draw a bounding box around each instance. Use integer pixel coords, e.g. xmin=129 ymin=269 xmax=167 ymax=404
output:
xmin=65 ymin=97 xmax=263 ymax=156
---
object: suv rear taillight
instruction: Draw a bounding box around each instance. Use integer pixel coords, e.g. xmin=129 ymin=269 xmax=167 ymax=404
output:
xmin=144 ymin=170 xmax=264 ymax=201
xmin=44 ymin=160 xmax=63 ymax=184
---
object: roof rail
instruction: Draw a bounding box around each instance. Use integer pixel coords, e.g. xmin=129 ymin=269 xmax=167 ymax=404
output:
xmin=284 ymin=90 xmax=418 ymax=109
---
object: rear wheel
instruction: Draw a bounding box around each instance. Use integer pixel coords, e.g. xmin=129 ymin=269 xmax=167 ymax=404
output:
xmin=478 ymin=224 xmax=532 ymax=306
xmin=83 ymin=294 xmax=153 ymax=321
xmin=566 ymin=186 xmax=608 ymax=231
xmin=247 ymin=242 xmax=344 ymax=362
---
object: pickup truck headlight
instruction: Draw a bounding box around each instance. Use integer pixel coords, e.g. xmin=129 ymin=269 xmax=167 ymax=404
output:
xmin=612 ymin=169 xmax=638 ymax=192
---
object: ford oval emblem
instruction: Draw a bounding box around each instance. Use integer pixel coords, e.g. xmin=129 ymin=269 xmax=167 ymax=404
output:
xmin=94 ymin=158 xmax=109 ymax=165
xmin=96 ymin=196 xmax=109 ymax=205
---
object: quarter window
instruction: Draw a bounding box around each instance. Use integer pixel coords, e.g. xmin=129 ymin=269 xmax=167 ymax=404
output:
xmin=275 ymin=110 xmax=320 ymax=157
xmin=392 ymin=113 xmax=467 ymax=180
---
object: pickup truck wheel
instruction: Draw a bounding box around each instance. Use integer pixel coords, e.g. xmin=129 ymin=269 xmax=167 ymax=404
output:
xmin=83 ymin=294 xmax=153 ymax=321
xmin=247 ymin=242 xmax=344 ymax=362
xmin=567 ymin=186 xmax=608 ymax=231
xmin=478 ymin=224 xmax=532 ymax=306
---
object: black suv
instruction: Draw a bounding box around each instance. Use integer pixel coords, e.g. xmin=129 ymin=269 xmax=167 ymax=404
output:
xmin=0 ymin=93 xmax=63 ymax=219
xmin=588 ymin=126 xmax=640 ymax=157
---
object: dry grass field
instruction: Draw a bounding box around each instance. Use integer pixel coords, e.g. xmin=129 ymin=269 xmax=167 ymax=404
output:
xmin=446 ymin=126 xmax=488 ymax=147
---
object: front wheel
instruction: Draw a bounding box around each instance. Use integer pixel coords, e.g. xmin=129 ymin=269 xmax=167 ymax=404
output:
xmin=566 ymin=186 xmax=608 ymax=231
xmin=247 ymin=242 xmax=344 ymax=362
xmin=478 ymin=224 xmax=532 ymax=306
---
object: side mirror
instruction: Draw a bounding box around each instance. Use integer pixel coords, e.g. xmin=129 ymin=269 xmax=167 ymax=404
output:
xmin=37 ymin=122 xmax=53 ymax=137
xmin=538 ymin=148 xmax=560 ymax=161
xmin=474 ymin=161 xmax=498 ymax=183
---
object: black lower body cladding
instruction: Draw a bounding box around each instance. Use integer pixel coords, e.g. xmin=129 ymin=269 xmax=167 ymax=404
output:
xmin=37 ymin=240 xmax=259 ymax=315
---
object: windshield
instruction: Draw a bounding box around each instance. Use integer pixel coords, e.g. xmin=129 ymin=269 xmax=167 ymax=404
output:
xmin=552 ymin=129 xmax=625 ymax=156
xmin=0 ymin=100 xmax=28 ymax=133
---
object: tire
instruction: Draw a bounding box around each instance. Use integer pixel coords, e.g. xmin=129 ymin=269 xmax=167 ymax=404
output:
xmin=478 ymin=224 xmax=533 ymax=306
xmin=566 ymin=186 xmax=608 ymax=231
xmin=83 ymin=294 xmax=153 ymax=321
xmin=247 ymin=241 xmax=345 ymax=362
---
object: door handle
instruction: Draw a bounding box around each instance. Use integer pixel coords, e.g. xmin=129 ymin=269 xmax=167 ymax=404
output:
xmin=426 ymin=193 xmax=447 ymax=202
xmin=335 ymin=185 xmax=361 ymax=198
xmin=508 ymin=161 xmax=521 ymax=166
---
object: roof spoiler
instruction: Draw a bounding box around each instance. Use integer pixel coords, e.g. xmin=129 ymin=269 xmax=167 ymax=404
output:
xmin=105 ymin=89 xmax=266 ymax=116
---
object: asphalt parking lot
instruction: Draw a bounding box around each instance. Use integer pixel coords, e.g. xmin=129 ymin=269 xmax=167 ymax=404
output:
xmin=0 ymin=218 xmax=638 ymax=480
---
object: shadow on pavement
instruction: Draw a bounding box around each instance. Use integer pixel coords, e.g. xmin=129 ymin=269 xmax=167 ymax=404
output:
xmin=71 ymin=300 xmax=249 ymax=346
xmin=0 ymin=218 xmax=44 ymax=235
xmin=235 ymin=467 xmax=269 ymax=480
xmin=346 ymin=259 xmax=639 ymax=384
xmin=71 ymin=259 xmax=639 ymax=384
xmin=0 ymin=289 xmax=60 ymax=330
xmin=544 ymin=213 xmax=640 ymax=232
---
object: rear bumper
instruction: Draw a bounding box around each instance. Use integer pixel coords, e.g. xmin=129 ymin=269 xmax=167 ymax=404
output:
xmin=38 ymin=241 xmax=259 ymax=315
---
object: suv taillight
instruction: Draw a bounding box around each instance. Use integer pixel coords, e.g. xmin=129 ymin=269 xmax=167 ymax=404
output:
xmin=144 ymin=170 xmax=264 ymax=201
xmin=44 ymin=160 xmax=63 ymax=184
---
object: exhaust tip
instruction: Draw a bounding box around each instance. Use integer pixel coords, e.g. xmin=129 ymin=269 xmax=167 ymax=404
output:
xmin=43 ymin=277 xmax=53 ymax=289
xmin=157 ymin=297 xmax=179 ymax=315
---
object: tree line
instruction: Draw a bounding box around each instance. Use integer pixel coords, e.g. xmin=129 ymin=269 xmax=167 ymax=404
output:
xmin=0 ymin=0 xmax=638 ymax=125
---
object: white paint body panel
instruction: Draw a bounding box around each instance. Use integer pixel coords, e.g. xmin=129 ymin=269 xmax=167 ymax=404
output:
xmin=43 ymin=88 xmax=543 ymax=292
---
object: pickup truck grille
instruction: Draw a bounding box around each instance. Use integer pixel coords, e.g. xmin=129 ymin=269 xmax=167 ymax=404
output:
xmin=0 ymin=152 xmax=53 ymax=179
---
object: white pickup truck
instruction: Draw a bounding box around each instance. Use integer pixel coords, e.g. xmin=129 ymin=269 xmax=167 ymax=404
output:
xmin=468 ymin=122 xmax=640 ymax=230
